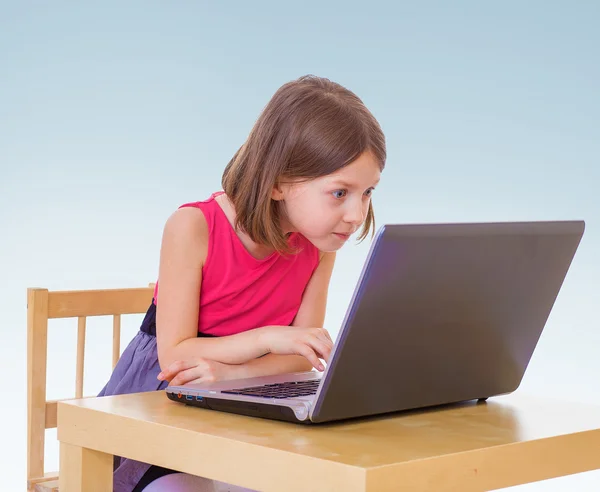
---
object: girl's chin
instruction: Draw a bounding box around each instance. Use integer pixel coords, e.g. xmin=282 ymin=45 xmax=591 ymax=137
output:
xmin=305 ymin=233 xmax=349 ymax=252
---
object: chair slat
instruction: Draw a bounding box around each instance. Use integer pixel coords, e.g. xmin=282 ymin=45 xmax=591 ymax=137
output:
xmin=28 ymin=472 xmax=58 ymax=492
xmin=48 ymin=287 xmax=154 ymax=318
xmin=113 ymin=314 xmax=121 ymax=369
xmin=34 ymin=478 xmax=59 ymax=492
xmin=76 ymin=317 xmax=86 ymax=398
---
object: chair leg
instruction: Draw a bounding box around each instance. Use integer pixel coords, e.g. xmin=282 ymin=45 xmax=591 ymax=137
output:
xmin=27 ymin=288 xmax=49 ymax=482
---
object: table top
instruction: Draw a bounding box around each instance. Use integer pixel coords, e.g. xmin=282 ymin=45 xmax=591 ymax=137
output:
xmin=57 ymin=391 xmax=600 ymax=491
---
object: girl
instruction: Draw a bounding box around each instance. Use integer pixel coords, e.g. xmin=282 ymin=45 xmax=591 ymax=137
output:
xmin=99 ymin=74 xmax=386 ymax=491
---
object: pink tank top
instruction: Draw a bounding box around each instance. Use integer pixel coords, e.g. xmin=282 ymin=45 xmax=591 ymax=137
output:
xmin=153 ymin=192 xmax=320 ymax=337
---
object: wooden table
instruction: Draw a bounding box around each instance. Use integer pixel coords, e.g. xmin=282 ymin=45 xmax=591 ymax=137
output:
xmin=57 ymin=391 xmax=600 ymax=491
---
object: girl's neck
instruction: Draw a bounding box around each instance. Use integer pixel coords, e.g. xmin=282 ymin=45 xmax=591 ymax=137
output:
xmin=215 ymin=193 xmax=279 ymax=260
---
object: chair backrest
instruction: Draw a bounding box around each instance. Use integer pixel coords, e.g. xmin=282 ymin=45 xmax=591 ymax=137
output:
xmin=27 ymin=285 xmax=155 ymax=491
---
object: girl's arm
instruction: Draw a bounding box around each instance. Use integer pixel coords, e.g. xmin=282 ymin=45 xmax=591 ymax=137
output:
xmin=159 ymin=250 xmax=337 ymax=386
xmin=155 ymin=207 xmax=264 ymax=369
xmin=155 ymin=207 xmax=332 ymax=371
xmin=231 ymin=251 xmax=337 ymax=379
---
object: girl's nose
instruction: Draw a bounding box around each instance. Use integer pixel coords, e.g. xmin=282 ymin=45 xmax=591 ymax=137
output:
xmin=344 ymin=200 xmax=366 ymax=225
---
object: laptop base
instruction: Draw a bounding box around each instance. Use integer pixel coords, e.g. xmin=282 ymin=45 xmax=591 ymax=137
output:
xmin=165 ymin=391 xmax=309 ymax=424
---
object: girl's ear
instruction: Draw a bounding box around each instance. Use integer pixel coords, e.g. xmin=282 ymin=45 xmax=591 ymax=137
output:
xmin=271 ymin=183 xmax=285 ymax=201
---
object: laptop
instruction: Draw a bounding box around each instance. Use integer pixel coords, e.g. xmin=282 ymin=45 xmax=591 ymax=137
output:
xmin=166 ymin=220 xmax=585 ymax=424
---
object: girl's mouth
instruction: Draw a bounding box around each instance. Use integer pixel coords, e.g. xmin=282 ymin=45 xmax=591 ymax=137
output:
xmin=333 ymin=232 xmax=351 ymax=241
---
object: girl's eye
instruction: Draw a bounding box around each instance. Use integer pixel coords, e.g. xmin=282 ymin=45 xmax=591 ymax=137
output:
xmin=364 ymin=188 xmax=375 ymax=197
xmin=332 ymin=190 xmax=347 ymax=199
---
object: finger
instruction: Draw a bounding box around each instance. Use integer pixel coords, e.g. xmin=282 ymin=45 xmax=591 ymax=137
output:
xmin=168 ymin=376 xmax=207 ymax=387
xmin=320 ymin=329 xmax=333 ymax=343
xmin=312 ymin=328 xmax=333 ymax=344
xmin=296 ymin=345 xmax=324 ymax=371
xmin=160 ymin=360 xmax=200 ymax=382
xmin=169 ymin=367 xmax=207 ymax=387
xmin=306 ymin=336 xmax=332 ymax=362
xmin=184 ymin=377 xmax=205 ymax=385
xmin=316 ymin=330 xmax=333 ymax=346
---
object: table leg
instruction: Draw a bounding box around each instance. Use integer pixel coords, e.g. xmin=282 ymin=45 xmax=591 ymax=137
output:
xmin=59 ymin=441 xmax=113 ymax=491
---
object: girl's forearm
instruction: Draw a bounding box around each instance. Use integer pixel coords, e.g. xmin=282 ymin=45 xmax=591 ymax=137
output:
xmin=159 ymin=328 xmax=269 ymax=369
xmin=234 ymin=354 xmax=313 ymax=379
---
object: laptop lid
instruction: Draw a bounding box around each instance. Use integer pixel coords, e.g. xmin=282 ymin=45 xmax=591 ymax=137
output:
xmin=310 ymin=220 xmax=585 ymax=423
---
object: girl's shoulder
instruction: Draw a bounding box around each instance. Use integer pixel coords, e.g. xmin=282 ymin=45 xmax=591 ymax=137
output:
xmin=177 ymin=191 xmax=222 ymax=217
xmin=169 ymin=191 xmax=224 ymax=234
xmin=160 ymin=194 xmax=220 ymax=267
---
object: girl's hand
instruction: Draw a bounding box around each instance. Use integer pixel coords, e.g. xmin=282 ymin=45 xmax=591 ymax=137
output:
xmin=157 ymin=358 xmax=240 ymax=386
xmin=257 ymin=326 xmax=333 ymax=371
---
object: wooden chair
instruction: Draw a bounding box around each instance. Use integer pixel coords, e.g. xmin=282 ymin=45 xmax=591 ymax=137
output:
xmin=27 ymin=285 xmax=155 ymax=492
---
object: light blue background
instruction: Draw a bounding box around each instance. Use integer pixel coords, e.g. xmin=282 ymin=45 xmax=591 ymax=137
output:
xmin=1 ymin=2 xmax=598 ymax=489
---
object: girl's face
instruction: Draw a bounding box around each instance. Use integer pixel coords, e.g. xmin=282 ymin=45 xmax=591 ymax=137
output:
xmin=275 ymin=151 xmax=382 ymax=252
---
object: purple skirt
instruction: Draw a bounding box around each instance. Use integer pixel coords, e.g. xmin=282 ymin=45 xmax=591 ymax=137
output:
xmin=97 ymin=302 xmax=212 ymax=491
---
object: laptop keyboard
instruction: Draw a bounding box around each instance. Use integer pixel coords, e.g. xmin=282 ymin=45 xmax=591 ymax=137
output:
xmin=222 ymin=379 xmax=320 ymax=399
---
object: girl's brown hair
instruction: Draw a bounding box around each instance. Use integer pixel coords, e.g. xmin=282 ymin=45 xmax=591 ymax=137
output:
xmin=222 ymin=74 xmax=386 ymax=253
